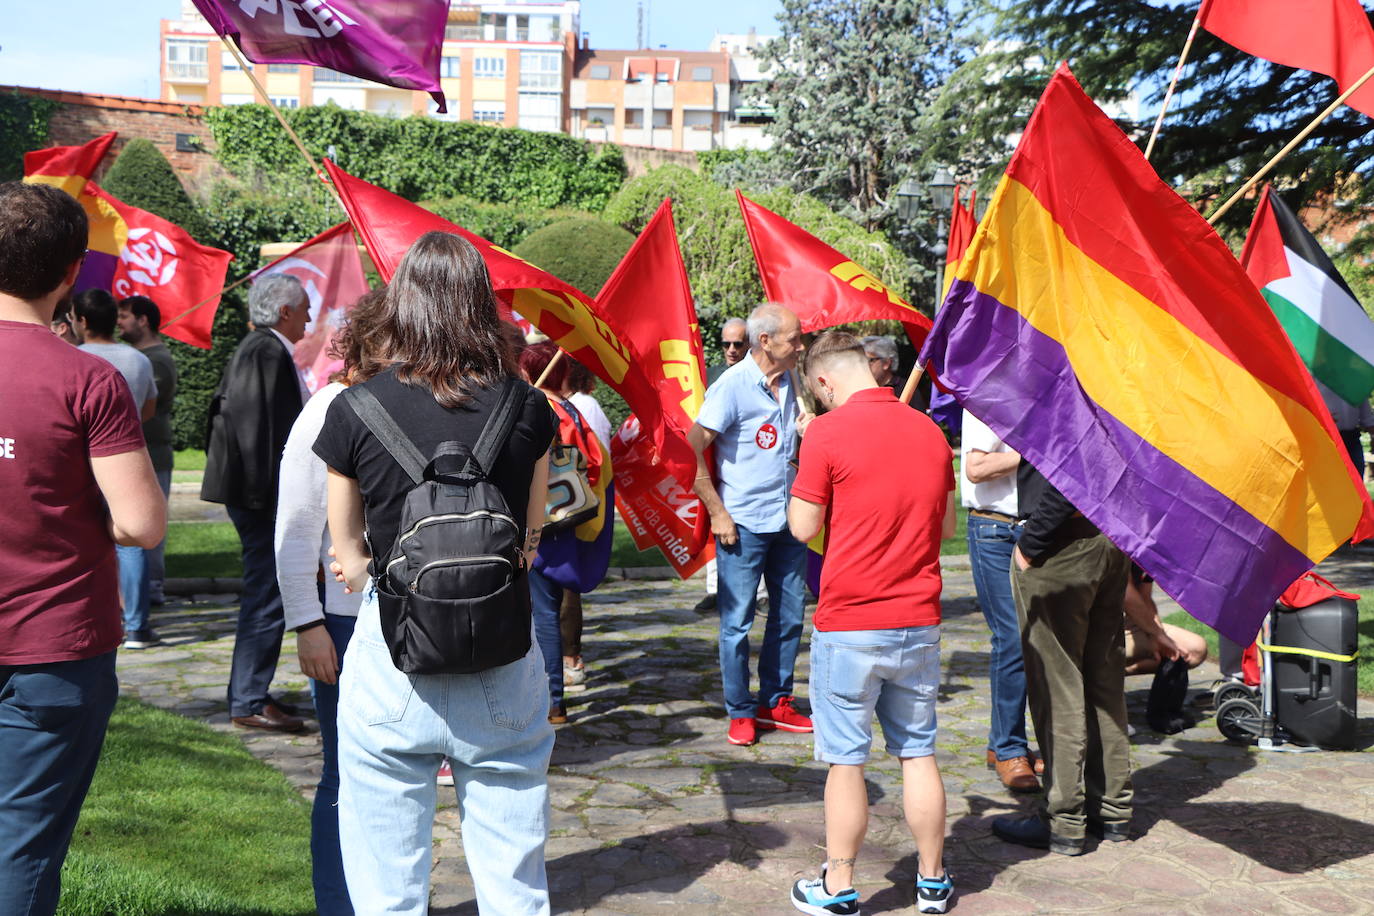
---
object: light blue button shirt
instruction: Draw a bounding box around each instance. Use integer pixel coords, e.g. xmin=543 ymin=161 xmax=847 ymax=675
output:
xmin=696 ymin=354 xmax=798 ymax=533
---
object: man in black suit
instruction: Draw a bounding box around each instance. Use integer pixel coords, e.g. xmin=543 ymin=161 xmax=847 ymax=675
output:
xmin=202 ymin=275 xmax=310 ymax=732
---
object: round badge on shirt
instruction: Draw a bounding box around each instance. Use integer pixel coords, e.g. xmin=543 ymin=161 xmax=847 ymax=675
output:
xmin=756 ymin=423 xmax=779 ymax=450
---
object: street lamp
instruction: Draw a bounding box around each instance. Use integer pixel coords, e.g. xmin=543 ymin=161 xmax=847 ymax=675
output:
xmin=928 ymin=167 xmax=956 ymax=309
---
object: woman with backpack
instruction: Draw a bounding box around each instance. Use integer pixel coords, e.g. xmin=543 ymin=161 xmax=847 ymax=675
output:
xmin=314 ymin=231 xmax=557 ymax=915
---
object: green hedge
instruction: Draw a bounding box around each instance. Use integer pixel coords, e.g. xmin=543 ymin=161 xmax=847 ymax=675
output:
xmin=101 ymin=139 xmax=211 ymax=241
xmin=204 ymin=104 xmax=627 ymax=210
xmin=420 ymin=196 xmax=585 ymax=250
xmin=511 ymin=217 xmax=636 ymax=298
xmin=0 ymin=92 xmax=59 ymax=182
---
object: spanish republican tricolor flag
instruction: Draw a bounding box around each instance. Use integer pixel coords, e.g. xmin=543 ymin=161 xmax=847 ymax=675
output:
xmin=22 ymin=132 xmax=116 ymax=198
xmin=920 ymin=65 xmax=1374 ymax=644
xmin=1240 ymin=185 xmax=1374 ymax=409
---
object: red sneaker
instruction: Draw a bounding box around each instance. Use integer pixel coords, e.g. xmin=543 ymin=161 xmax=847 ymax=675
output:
xmin=727 ymin=717 xmax=757 ymax=746
xmin=755 ymin=696 xmax=813 ymax=733
xmin=436 ymin=760 xmax=454 ymax=787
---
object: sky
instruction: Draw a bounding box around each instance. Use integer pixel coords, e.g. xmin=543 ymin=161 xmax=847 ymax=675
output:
xmin=0 ymin=1 xmax=784 ymax=101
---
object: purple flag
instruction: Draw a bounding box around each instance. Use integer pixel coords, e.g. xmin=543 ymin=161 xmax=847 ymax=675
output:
xmin=191 ymin=0 xmax=448 ymax=111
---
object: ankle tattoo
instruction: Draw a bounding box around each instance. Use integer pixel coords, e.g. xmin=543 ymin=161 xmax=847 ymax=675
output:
xmin=828 ymin=856 xmax=857 ymax=869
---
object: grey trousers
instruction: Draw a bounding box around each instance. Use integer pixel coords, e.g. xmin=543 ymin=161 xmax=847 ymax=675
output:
xmin=1011 ymin=530 xmax=1132 ymax=839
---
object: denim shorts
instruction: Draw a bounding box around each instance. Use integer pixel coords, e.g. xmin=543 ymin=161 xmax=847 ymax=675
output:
xmin=809 ymin=625 xmax=940 ymax=765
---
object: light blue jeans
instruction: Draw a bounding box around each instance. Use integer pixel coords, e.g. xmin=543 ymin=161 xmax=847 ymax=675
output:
xmin=116 ymin=544 xmax=149 ymax=634
xmin=337 ymin=590 xmax=554 ymax=915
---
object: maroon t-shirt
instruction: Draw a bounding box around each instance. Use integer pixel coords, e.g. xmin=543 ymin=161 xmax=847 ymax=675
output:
xmin=792 ymin=387 xmax=954 ymax=632
xmin=0 ymin=320 xmax=145 ymax=664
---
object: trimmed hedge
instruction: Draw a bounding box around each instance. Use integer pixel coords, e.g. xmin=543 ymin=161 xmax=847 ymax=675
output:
xmin=511 ymin=217 xmax=636 ymax=298
xmin=204 ymin=104 xmax=626 ymax=210
xmin=420 ymin=196 xmax=585 ymax=250
xmin=101 ymin=139 xmax=210 ymax=241
xmin=0 ymin=91 xmax=58 ymax=182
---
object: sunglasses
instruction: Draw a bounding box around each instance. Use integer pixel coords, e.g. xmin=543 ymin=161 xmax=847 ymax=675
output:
xmin=721 ymin=340 xmax=747 ymax=349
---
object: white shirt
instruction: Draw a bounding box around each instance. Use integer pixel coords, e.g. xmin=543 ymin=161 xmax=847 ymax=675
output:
xmin=960 ymin=409 xmax=1018 ymax=515
xmin=569 ymin=391 xmax=613 ymax=450
xmin=275 ymin=382 xmax=363 ymax=628
xmin=269 ymin=327 xmax=310 ymax=405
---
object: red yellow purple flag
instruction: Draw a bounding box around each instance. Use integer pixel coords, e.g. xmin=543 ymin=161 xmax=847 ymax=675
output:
xmin=22 ymin=132 xmax=117 ymax=198
xmin=919 ymin=64 xmax=1374 ymax=644
xmin=736 ymin=192 xmax=933 ymax=348
xmin=941 ymin=186 xmax=977 ymax=301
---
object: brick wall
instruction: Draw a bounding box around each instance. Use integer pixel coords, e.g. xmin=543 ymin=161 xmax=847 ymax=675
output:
xmin=6 ymin=85 xmax=228 ymax=194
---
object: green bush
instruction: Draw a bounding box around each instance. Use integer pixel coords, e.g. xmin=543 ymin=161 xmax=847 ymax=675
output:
xmin=420 ymin=195 xmax=585 ymax=250
xmin=602 ymin=165 xmax=918 ymax=365
xmin=0 ymin=91 xmax=58 ymax=182
xmin=204 ymin=104 xmax=627 ymax=211
xmin=512 ymin=217 xmax=636 ymax=298
xmin=101 ymin=139 xmax=210 ymax=240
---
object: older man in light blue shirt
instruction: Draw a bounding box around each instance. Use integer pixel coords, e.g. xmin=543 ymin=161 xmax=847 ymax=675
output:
xmin=690 ymin=303 xmax=814 ymax=747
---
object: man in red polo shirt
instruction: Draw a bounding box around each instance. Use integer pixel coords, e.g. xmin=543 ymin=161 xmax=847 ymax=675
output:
xmin=786 ymin=331 xmax=955 ymax=916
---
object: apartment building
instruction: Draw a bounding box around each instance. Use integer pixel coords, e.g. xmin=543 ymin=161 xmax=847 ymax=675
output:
xmin=160 ymin=0 xmax=579 ymax=130
xmin=567 ymin=49 xmax=731 ymax=151
xmin=708 ymin=30 xmax=776 ymax=150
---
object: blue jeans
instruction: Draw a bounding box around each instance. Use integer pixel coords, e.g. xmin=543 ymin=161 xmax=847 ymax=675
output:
xmin=0 ymin=651 xmax=118 ymax=916
xmin=715 ymin=525 xmax=806 ymax=718
xmin=527 ymin=567 xmax=563 ymax=709
xmin=337 ymin=590 xmax=553 ymax=915
xmin=310 ymin=612 xmax=357 ymax=916
xmin=147 ymin=468 xmax=172 ymax=601
xmin=225 ymin=504 xmax=286 ymax=718
xmin=116 ymin=544 xmax=149 ymax=633
xmin=966 ymin=513 xmax=1030 ymax=760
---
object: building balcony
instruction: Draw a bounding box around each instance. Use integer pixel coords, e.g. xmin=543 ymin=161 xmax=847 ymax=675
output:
xmin=167 ymin=62 xmax=208 ymax=81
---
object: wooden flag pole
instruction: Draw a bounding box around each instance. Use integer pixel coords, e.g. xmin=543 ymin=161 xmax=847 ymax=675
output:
xmin=160 ymin=270 xmax=254 ymax=331
xmin=899 ymin=363 xmax=925 ymax=406
xmin=1207 ymin=61 xmax=1374 ymax=225
xmin=533 ymin=349 xmax=565 ymax=390
xmin=219 ymin=38 xmax=332 ymax=188
xmin=1143 ymin=2 xmax=1208 ymax=161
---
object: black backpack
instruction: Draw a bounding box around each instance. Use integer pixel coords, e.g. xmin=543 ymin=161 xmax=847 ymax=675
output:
xmin=343 ymin=378 xmax=530 ymax=675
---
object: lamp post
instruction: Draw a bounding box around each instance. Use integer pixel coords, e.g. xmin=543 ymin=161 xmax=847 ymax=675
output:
xmin=927 ymin=166 xmax=957 ymax=310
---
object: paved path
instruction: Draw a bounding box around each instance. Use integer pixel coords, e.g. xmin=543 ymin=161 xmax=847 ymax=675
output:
xmin=117 ymin=553 xmax=1374 ymax=915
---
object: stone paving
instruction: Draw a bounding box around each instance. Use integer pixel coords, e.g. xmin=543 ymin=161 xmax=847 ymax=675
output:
xmin=116 ymin=550 xmax=1374 ymax=915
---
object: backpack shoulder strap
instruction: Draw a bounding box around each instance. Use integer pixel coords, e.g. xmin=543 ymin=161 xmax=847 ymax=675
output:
xmin=471 ymin=377 xmax=524 ymax=477
xmin=342 ymin=385 xmax=428 ymax=486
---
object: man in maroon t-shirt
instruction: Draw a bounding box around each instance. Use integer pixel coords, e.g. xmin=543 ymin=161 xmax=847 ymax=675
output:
xmin=786 ymin=332 xmax=956 ymax=916
xmin=0 ymin=182 xmax=166 ymax=915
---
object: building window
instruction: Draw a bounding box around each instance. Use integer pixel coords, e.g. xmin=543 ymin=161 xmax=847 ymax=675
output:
xmin=656 ymin=72 xmax=670 ymax=83
xmin=270 ymin=96 xmax=300 ymax=108
xmin=314 ymin=68 xmax=362 ymax=83
xmin=519 ymin=51 xmax=560 ymax=90
xmin=474 ymin=56 xmax=505 ymax=79
xmin=625 ymin=109 xmax=643 ymax=128
xmin=166 ymin=39 xmax=208 ymax=80
xmin=589 ymin=64 xmax=611 ymax=79
xmin=441 ymin=55 xmax=461 ymax=79
xmin=222 ymin=93 xmax=255 ymax=106
xmin=221 ymin=50 xmax=241 ymax=72
xmin=445 ymin=24 xmax=481 ymax=40
xmin=472 ymin=101 xmax=505 ymax=122
xmin=692 ymin=66 xmax=714 ymax=81
xmin=267 ymin=63 xmax=299 ymax=73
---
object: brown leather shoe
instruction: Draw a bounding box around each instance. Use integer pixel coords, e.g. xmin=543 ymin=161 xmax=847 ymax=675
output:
xmin=992 ymin=755 xmax=1041 ymax=792
xmin=232 ymin=702 xmax=305 ymax=733
xmin=985 ymin=748 xmax=1047 ymax=776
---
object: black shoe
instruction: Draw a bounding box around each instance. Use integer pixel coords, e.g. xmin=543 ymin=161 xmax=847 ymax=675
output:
xmin=694 ymin=594 xmax=717 ymax=612
xmin=122 ymin=629 xmax=161 ymax=649
xmin=991 ymin=815 xmax=1083 ymax=856
xmin=1087 ymin=818 xmax=1131 ymax=843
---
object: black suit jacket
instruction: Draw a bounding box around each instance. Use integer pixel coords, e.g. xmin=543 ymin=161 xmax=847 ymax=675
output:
xmin=200 ymin=329 xmax=303 ymax=511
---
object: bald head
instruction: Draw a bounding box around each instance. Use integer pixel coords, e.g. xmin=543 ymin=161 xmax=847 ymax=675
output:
xmin=720 ymin=316 xmax=749 ymax=366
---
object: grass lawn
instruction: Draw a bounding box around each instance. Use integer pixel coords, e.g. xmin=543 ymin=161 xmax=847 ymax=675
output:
xmin=59 ymin=698 xmax=313 ymax=916
xmin=1163 ymin=594 xmax=1374 ymax=697
xmin=174 ymin=448 xmax=207 ymax=471
xmin=166 ymin=522 xmax=242 ymax=579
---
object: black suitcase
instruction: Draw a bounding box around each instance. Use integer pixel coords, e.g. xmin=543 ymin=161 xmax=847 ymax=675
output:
xmin=1270 ymin=596 xmax=1360 ymax=749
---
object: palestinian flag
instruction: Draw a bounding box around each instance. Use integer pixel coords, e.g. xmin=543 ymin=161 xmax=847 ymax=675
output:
xmin=1240 ymin=185 xmax=1374 ymax=408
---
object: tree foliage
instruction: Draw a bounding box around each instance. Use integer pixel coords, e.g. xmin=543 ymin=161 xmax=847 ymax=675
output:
xmin=101 ymin=139 xmax=211 ymax=241
xmin=757 ymin=0 xmax=977 ymax=233
xmin=602 ymin=165 xmax=919 ymax=365
xmin=512 ymin=218 xmax=636 ymax=298
xmin=950 ymin=0 xmax=1374 ymax=252
xmin=420 ymin=196 xmax=588 ymax=250
xmin=203 ymin=104 xmax=626 ymax=210
xmin=0 ymin=91 xmax=59 ymax=182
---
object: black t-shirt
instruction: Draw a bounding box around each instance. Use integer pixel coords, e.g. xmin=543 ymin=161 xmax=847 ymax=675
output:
xmin=312 ymin=369 xmax=556 ymax=559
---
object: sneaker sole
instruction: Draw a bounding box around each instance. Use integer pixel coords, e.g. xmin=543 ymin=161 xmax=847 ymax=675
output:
xmin=728 ymin=736 xmax=756 ymax=746
xmin=754 ymin=719 xmax=814 ymax=733
xmin=790 ymin=885 xmax=859 ymax=916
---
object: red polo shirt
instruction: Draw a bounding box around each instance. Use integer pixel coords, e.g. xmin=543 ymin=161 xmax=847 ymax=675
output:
xmin=792 ymin=387 xmax=953 ymax=632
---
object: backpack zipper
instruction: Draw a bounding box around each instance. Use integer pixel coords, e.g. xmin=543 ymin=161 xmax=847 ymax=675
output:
xmin=398 ymin=510 xmax=518 ymax=543
xmin=412 ymin=555 xmax=514 ymax=591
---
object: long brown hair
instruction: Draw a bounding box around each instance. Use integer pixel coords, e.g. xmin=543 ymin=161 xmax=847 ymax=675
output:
xmin=328 ymin=285 xmax=389 ymax=384
xmin=375 ymin=231 xmax=516 ymax=406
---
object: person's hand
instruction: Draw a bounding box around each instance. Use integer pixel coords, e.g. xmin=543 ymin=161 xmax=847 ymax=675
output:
xmin=297 ymin=624 xmax=339 ymax=684
xmin=712 ymin=510 xmax=739 ymax=547
xmin=798 ymin=411 xmax=816 ymax=437
xmin=1153 ymin=628 xmax=1183 ymax=662
xmin=1012 ymin=544 xmax=1031 ymax=571
xmin=327 ymin=545 xmax=366 ymax=594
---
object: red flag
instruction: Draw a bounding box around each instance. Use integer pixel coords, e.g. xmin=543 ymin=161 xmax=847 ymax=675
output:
xmin=737 ymin=192 xmax=933 ymax=348
xmin=942 ymin=186 xmax=978 ymax=301
xmin=323 ymin=159 xmax=638 ymax=397
xmin=612 ymin=416 xmax=714 ymax=579
xmin=254 ymin=222 xmax=370 ymax=392
xmin=79 ymin=183 xmax=233 ymax=350
xmin=1200 ymin=0 xmax=1374 ymax=119
xmin=23 ymin=132 xmax=117 ymax=199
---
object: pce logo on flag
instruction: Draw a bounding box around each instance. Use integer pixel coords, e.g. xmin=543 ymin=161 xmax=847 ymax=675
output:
xmin=118 ymin=228 xmax=179 ymax=293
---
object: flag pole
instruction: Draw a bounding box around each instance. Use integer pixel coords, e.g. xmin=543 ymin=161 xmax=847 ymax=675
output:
xmin=1207 ymin=61 xmax=1374 ymax=225
xmin=159 ymin=271 xmax=254 ymax=331
xmin=1143 ymin=1 xmax=1209 ymax=161
xmin=534 ymin=349 xmax=566 ymax=390
xmin=218 ymin=38 xmax=330 ymax=187
xmin=899 ymin=363 xmax=925 ymax=406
